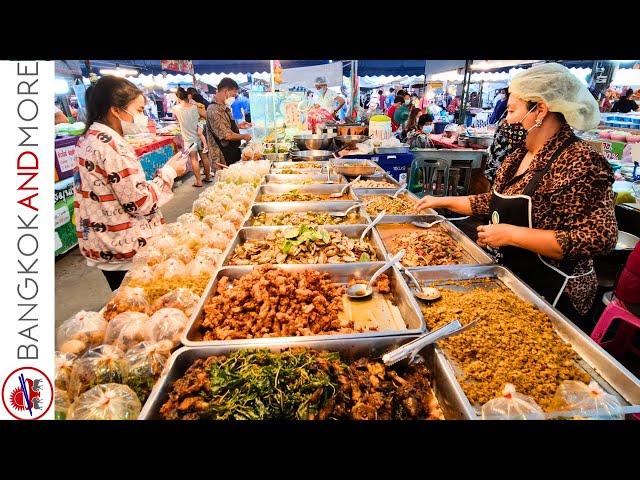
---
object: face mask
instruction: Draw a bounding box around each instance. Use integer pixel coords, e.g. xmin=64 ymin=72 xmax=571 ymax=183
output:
xmin=316 ymin=87 xmax=326 ymax=95
xmin=404 ymin=99 xmax=411 ymax=105
xmin=225 ymin=96 xmax=235 ymax=107
xmin=503 ymin=104 xmax=538 ymax=147
xmin=118 ymin=108 xmax=148 ymax=135
xmin=422 ymin=125 xmax=433 ymax=134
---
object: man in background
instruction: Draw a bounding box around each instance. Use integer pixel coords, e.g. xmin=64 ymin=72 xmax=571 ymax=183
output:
xmin=611 ymin=88 xmax=639 ymax=113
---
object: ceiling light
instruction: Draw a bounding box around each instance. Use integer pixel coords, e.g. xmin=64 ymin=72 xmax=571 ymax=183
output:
xmin=99 ymin=67 xmax=139 ymax=77
xmin=54 ymin=78 xmax=69 ymax=95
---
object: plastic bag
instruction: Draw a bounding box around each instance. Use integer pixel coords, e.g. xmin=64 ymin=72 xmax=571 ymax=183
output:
xmin=229 ymin=200 xmax=247 ymax=215
xmin=201 ymin=230 xmax=229 ymax=250
xmin=201 ymin=213 xmax=223 ymax=229
xmin=185 ymin=221 xmax=212 ymax=239
xmin=222 ymin=209 xmax=246 ymax=229
xmin=154 ymin=258 xmax=187 ymax=281
xmin=68 ymin=345 xmax=129 ymax=399
xmin=192 ymin=197 xmax=218 ymax=219
xmin=177 ymin=212 xmax=201 ymax=224
xmin=124 ymin=340 xmax=173 ymax=403
xmin=67 ymin=384 xmax=141 ymax=420
xmin=104 ymin=311 xmax=151 ymax=352
xmin=166 ymin=244 xmax=194 ymax=264
xmin=55 ymin=351 xmax=77 ymax=393
xmin=103 ymin=286 xmax=150 ymax=321
xmin=162 ymin=222 xmax=184 ymax=237
xmin=214 ymin=220 xmax=236 ymax=240
xmin=186 ymin=257 xmax=215 ymax=277
xmin=150 ymin=287 xmax=201 ymax=317
xmin=147 ymin=308 xmax=189 ymax=347
xmin=132 ymin=245 xmax=165 ymax=266
xmin=195 ymin=247 xmax=223 ymax=266
xmin=55 ymin=388 xmax=71 ymax=420
xmin=481 ymin=384 xmax=545 ymax=420
xmin=124 ymin=264 xmax=156 ymax=285
xmin=550 ymin=380 xmax=623 ymax=420
xmin=57 ymin=311 xmax=107 ymax=355
xmin=146 ymin=233 xmax=177 ymax=253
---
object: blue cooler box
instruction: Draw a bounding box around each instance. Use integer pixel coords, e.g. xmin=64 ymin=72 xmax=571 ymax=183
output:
xmin=352 ymin=153 xmax=414 ymax=183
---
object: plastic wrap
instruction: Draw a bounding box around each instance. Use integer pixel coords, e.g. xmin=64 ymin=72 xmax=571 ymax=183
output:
xmin=104 ymin=311 xmax=151 ymax=352
xmin=124 ymin=264 xmax=156 ymax=285
xmin=103 ymin=286 xmax=150 ymax=321
xmin=124 ymin=340 xmax=173 ymax=403
xmin=57 ymin=311 xmax=107 ymax=355
xmin=55 ymin=388 xmax=71 ymax=420
xmin=154 ymin=258 xmax=187 ymax=281
xmin=201 ymin=231 xmax=229 ymax=250
xmin=147 ymin=308 xmax=190 ymax=348
xmin=166 ymin=244 xmax=194 ymax=264
xmin=68 ymin=345 xmax=129 ymax=399
xmin=55 ymin=351 xmax=77 ymax=393
xmin=186 ymin=257 xmax=215 ymax=277
xmin=67 ymin=384 xmax=141 ymax=420
xmin=162 ymin=222 xmax=184 ymax=237
xmin=222 ymin=209 xmax=246 ymax=229
xmin=132 ymin=245 xmax=165 ymax=266
xmin=192 ymin=197 xmax=217 ymax=219
xmin=150 ymin=287 xmax=201 ymax=317
xmin=481 ymin=384 xmax=545 ymax=420
xmin=202 ymin=214 xmax=223 ymax=229
xmin=550 ymin=380 xmax=624 ymax=419
xmin=177 ymin=212 xmax=201 ymax=224
xmin=214 ymin=220 xmax=236 ymax=240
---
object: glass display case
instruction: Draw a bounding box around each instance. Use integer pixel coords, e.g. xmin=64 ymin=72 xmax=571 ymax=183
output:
xmin=249 ymin=91 xmax=306 ymax=150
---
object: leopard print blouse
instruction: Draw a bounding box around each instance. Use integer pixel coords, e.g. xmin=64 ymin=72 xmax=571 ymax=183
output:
xmin=469 ymin=123 xmax=618 ymax=314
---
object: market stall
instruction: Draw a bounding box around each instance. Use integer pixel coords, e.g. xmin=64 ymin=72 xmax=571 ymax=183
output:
xmin=55 ymin=156 xmax=640 ymax=421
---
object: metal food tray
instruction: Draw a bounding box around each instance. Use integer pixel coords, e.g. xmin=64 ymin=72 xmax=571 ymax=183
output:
xmin=404 ymin=264 xmax=640 ymax=418
xmin=353 ymin=188 xmax=438 ymax=219
xmin=265 ymin=174 xmax=346 ymax=184
xmin=221 ymin=224 xmax=388 ymax=267
xmin=374 ymin=145 xmax=410 ymax=154
xmin=373 ymin=215 xmax=495 ymax=268
xmin=329 ymin=158 xmax=383 ymax=176
xmin=139 ymin=335 xmax=471 ymax=420
xmin=270 ymin=160 xmax=328 ymax=170
xmin=351 ymin=172 xmax=401 ymax=188
xmin=256 ymin=184 xmax=357 ymax=202
xmin=182 ymin=262 xmax=426 ymax=347
xmin=244 ymin=201 xmax=369 ymax=228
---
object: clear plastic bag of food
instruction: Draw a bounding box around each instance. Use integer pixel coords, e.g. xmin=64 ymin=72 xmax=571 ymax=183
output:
xmin=201 ymin=213 xmax=222 ymax=229
xmin=104 ymin=311 xmax=151 ymax=352
xmin=132 ymin=245 xmax=165 ymax=266
xmin=55 ymin=388 xmax=72 ymax=420
xmin=201 ymin=230 xmax=229 ymax=250
xmin=195 ymin=247 xmax=223 ymax=265
xmin=162 ymin=222 xmax=184 ymax=237
xmin=192 ymin=197 xmax=217 ymax=219
xmin=166 ymin=244 xmax=194 ymax=264
xmin=147 ymin=308 xmax=189 ymax=347
xmin=125 ymin=340 xmax=173 ymax=404
xmin=214 ymin=220 xmax=236 ymax=240
xmin=68 ymin=345 xmax=129 ymax=399
xmin=185 ymin=257 xmax=215 ymax=277
xmin=124 ymin=264 xmax=156 ymax=285
xmin=154 ymin=258 xmax=187 ymax=281
xmin=150 ymin=287 xmax=201 ymax=317
xmin=57 ymin=311 xmax=107 ymax=355
xmin=481 ymin=384 xmax=545 ymax=420
xmin=177 ymin=212 xmax=200 ymax=224
xmin=550 ymin=380 xmax=623 ymax=420
xmin=67 ymin=383 xmax=141 ymax=420
xmin=185 ymin=220 xmax=212 ymax=239
xmin=222 ymin=209 xmax=245 ymax=229
xmin=55 ymin=351 xmax=77 ymax=393
xmin=229 ymin=201 xmax=247 ymax=215
xmin=103 ymin=286 xmax=150 ymax=321
xmin=147 ymin=233 xmax=177 ymax=253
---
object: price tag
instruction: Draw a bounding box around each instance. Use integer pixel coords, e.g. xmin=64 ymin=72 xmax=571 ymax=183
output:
xmin=55 ymin=144 xmax=77 ymax=172
xmin=55 ymin=232 xmax=63 ymax=250
xmin=55 ymin=206 xmax=71 ymax=229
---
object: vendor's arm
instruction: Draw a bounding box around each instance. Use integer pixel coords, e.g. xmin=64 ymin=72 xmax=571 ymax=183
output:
xmin=477 ymin=224 xmax=564 ymax=260
xmin=415 ymin=194 xmax=481 ymax=216
xmin=333 ymin=96 xmax=346 ymax=115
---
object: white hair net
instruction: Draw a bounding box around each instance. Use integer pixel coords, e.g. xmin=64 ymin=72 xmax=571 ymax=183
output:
xmin=509 ymin=63 xmax=600 ymax=131
xmin=314 ymin=76 xmax=328 ymax=85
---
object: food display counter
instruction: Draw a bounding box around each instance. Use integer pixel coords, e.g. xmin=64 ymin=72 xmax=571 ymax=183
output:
xmin=56 ymin=159 xmax=640 ymax=421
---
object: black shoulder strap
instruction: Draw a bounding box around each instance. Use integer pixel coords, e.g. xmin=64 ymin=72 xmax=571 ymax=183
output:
xmin=522 ymin=134 xmax=579 ymax=197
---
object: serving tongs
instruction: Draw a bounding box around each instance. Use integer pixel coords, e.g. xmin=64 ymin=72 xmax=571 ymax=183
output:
xmin=412 ymin=214 xmax=469 ymax=229
xmin=382 ymin=318 xmax=479 ymax=366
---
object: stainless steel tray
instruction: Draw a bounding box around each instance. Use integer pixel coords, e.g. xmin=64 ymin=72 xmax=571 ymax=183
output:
xmin=139 ymin=335 xmax=469 ymax=420
xmin=353 ymin=188 xmax=438 ymax=218
xmin=221 ymin=224 xmax=388 ymax=267
xmin=351 ymin=172 xmax=401 ymax=188
xmin=182 ymin=262 xmax=426 ymax=347
xmin=373 ymin=215 xmax=495 ymax=267
xmin=270 ymin=160 xmax=328 ymax=170
xmin=405 ymin=264 xmax=640 ymax=418
xmin=265 ymin=174 xmax=346 ymax=184
xmin=244 ymin=201 xmax=369 ymax=228
xmin=256 ymin=184 xmax=357 ymax=202
xmin=375 ymin=145 xmax=410 ymax=154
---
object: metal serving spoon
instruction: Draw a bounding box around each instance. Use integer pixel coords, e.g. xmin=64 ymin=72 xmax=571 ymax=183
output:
xmin=329 ymin=175 xmax=361 ymax=198
xmin=384 ymin=185 xmax=408 ymax=199
xmin=359 ymin=210 xmax=386 ymax=241
xmin=329 ymin=203 xmax=362 ymax=218
xmin=399 ymin=265 xmax=442 ymax=302
xmin=346 ymin=249 xmax=405 ymax=300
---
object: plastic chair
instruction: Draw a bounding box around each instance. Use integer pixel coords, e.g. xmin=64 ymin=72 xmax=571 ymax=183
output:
xmin=590 ymin=297 xmax=640 ymax=359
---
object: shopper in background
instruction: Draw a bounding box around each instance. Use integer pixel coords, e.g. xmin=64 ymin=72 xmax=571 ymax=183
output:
xmin=312 ymin=76 xmax=345 ymax=118
xmin=400 ymin=106 xmax=422 ymax=142
xmin=206 ymin=77 xmax=252 ymax=169
xmin=469 ymin=92 xmax=480 ymax=108
xmin=144 ymin=96 xmax=159 ymax=121
xmin=384 ymin=87 xmax=395 ymax=112
xmin=174 ymin=87 xmax=212 ymax=187
xmin=231 ymin=90 xmax=251 ymax=124
xmin=407 ymin=113 xmax=434 ymax=148
xmin=74 ymin=75 xmax=187 ymax=291
xmin=378 ymin=89 xmax=386 ymax=113
xmin=393 ymin=92 xmax=412 ymax=131
xmin=387 ymin=95 xmax=403 ymax=132
xmin=416 ymin=63 xmax=615 ymax=320
xmin=187 ymin=87 xmax=210 ymax=109
xmin=611 ymin=88 xmax=639 ymax=113
xmin=489 ymin=90 xmax=509 ymax=125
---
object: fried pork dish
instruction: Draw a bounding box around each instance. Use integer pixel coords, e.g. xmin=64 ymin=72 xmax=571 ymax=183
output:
xmin=261 ymin=189 xmax=349 ymax=202
xmin=419 ymin=279 xmax=591 ymax=411
xmin=362 ymin=195 xmax=416 ymax=216
xmin=228 ymin=225 xmax=377 ymax=265
xmin=251 ymin=211 xmax=360 ymax=227
xmin=159 ymin=348 xmax=443 ymax=420
xmin=352 ymin=179 xmax=397 ymax=188
xmin=389 ymin=227 xmax=465 ymax=267
xmin=201 ymin=265 xmax=353 ymax=340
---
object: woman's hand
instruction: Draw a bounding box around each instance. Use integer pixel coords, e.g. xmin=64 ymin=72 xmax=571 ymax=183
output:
xmin=415 ymin=195 xmax=442 ymax=212
xmin=476 ymin=223 xmax=518 ymax=248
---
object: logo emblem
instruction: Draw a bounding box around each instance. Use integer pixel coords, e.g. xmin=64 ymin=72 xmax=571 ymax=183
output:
xmin=2 ymin=367 xmax=53 ymax=420
xmin=108 ymin=173 xmax=121 ymax=184
xmin=97 ymin=132 xmax=112 ymax=143
xmin=491 ymin=211 xmax=500 ymax=225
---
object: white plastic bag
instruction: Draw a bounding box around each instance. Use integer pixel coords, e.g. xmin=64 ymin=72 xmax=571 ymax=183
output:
xmin=481 ymin=384 xmax=545 ymax=420
xmin=550 ymin=380 xmax=624 ymax=420
xmin=67 ymin=384 xmax=141 ymax=420
xmin=104 ymin=311 xmax=151 ymax=352
xmin=57 ymin=310 xmax=107 ymax=355
xmin=154 ymin=258 xmax=187 ymax=281
xmin=147 ymin=308 xmax=189 ymax=347
xmin=150 ymin=287 xmax=201 ymax=317
xmin=222 ymin=209 xmax=246 ymax=229
xmin=55 ymin=351 xmax=77 ymax=393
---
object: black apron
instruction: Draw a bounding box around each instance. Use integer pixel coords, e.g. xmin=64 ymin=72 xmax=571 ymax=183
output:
xmin=488 ymin=134 xmax=593 ymax=307
xmin=207 ymin=108 xmax=241 ymax=166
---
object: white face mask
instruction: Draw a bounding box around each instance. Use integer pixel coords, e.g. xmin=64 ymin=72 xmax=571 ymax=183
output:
xmin=118 ymin=108 xmax=148 ymax=135
xmin=422 ymin=125 xmax=433 ymax=134
xmin=225 ymin=95 xmax=236 ymax=107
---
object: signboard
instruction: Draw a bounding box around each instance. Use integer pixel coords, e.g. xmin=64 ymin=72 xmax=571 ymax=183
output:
xmin=160 ymin=60 xmax=194 ymax=74
xmin=54 ymin=178 xmax=77 ymax=256
xmin=601 ymin=140 xmax=626 ymax=161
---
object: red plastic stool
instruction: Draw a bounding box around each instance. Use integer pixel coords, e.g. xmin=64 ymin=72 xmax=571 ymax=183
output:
xmin=591 ymin=298 xmax=640 ymax=359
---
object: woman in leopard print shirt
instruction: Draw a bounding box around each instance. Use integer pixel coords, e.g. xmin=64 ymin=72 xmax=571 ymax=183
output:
xmin=415 ymin=63 xmax=616 ymax=317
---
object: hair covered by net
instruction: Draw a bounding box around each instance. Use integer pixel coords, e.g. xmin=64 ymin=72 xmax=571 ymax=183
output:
xmin=509 ymin=63 xmax=600 ymax=131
